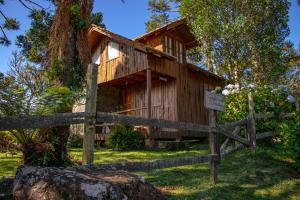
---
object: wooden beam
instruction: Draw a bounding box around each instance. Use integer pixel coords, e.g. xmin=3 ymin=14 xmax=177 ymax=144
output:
xmin=219 ymin=129 xmax=249 ymax=145
xmin=146 ymin=68 xmax=152 ymax=119
xmin=209 ymin=110 xmax=218 ymax=184
xmin=96 ymin=112 xmax=212 ymax=133
xmin=82 ymin=63 xmax=98 ymax=165
xmin=76 ymin=154 xmax=216 ymax=172
xmin=256 ymin=132 xmax=279 ymax=140
xmin=247 ymin=92 xmax=256 ymax=152
xmin=219 ymin=118 xmax=248 ymax=129
xmin=0 ymin=113 xmax=88 ymax=131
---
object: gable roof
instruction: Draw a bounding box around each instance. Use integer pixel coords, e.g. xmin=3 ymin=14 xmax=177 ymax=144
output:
xmin=133 ymin=18 xmax=198 ymax=49
xmin=88 ymin=25 xmax=176 ymax=60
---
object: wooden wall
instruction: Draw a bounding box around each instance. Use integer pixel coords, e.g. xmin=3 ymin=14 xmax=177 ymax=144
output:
xmin=176 ymin=64 xmax=220 ymax=125
xmin=119 ymin=79 xmax=177 ymax=121
xmin=148 ymin=54 xmax=178 ymax=78
xmin=96 ymin=37 xmax=149 ymax=84
xmin=143 ymin=35 xmax=163 ymax=51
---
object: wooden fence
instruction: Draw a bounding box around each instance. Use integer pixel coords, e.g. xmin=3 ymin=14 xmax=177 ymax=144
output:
xmin=0 ymin=109 xmax=294 ymax=183
xmin=0 ymin=64 xmax=295 ymax=184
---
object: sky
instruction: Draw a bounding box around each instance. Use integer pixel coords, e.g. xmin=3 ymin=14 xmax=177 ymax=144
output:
xmin=0 ymin=0 xmax=299 ymax=73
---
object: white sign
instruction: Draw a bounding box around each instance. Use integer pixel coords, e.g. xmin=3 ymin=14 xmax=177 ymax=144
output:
xmin=205 ymin=91 xmax=226 ymax=112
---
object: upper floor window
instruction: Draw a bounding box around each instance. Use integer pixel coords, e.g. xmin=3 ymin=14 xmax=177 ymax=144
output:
xmin=108 ymin=41 xmax=119 ymax=60
xmin=164 ymin=36 xmax=184 ymax=64
xmin=164 ymin=36 xmax=173 ymax=55
xmin=92 ymin=45 xmax=101 ymax=65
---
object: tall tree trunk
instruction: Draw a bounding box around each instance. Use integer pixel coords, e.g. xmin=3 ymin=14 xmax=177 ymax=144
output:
xmin=46 ymin=0 xmax=93 ymax=166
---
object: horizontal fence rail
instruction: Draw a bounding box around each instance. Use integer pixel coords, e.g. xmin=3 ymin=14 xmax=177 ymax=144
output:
xmin=0 ymin=112 xmax=88 ymax=131
xmin=76 ymin=154 xmax=217 ymax=172
xmin=0 ymin=112 xmax=215 ymax=133
xmin=96 ymin=112 xmax=214 ymax=133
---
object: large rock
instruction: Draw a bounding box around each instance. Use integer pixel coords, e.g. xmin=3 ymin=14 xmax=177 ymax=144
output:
xmin=13 ymin=166 xmax=165 ymax=200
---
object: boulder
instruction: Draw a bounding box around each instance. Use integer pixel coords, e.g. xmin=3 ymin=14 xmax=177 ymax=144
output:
xmin=13 ymin=165 xmax=165 ymax=200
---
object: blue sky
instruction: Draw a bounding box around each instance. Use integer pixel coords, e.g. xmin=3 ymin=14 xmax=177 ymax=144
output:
xmin=0 ymin=0 xmax=299 ymax=73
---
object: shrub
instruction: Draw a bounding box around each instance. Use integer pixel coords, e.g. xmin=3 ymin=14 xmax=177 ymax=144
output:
xmin=220 ymin=86 xmax=294 ymax=132
xmin=108 ymin=125 xmax=144 ymax=150
xmin=280 ymin=111 xmax=300 ymax=169
xmin=67 ymin=134 xmax=83 ymax=148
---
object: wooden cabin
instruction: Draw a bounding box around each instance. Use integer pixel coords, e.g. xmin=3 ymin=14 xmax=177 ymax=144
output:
xmin=87 ymin=18 xmax=223 ymax=140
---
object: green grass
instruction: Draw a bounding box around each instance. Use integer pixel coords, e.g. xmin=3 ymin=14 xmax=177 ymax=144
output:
xmin=137 ymin=147 xmax=300 ymax=200
xmin=1 ymin=145 xmax=300 ymax=200
xmin=0 ymin=152 xmax=22 ymax=177
xmin=69 ymin=144 xmax=208 ymax=164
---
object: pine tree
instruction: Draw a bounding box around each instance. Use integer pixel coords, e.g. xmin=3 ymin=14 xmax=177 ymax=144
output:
xmin=145 ymin=0 xmax=180 ymax=32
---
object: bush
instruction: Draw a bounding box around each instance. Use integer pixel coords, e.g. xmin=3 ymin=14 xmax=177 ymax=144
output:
xmin=220 ymin=86 xmax=294 ymax=133
xmin=280 ymin=112 xmax=300 ymax=169
xmin=67 ymin=134 xmax=83 ymax=148
xmin=108 ymin=125 xmax=144 ymax=150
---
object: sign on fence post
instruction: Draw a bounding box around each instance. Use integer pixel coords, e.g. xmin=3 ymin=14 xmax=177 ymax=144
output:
xmin=82 ymin=63 xmax=98 ymax=165
xmin=205 ymin=91 xmax=226 ymax=184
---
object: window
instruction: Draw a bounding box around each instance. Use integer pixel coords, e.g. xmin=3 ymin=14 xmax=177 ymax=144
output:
xmin=179 ymin=43 xmax=183 ymax=63
xmin=92 ymin=45 xmax=101 ymax=65
xmin=108 ymin=41 xmax=119 ymax=60
xmin=164 ymin=36 xmax=173 ymax=56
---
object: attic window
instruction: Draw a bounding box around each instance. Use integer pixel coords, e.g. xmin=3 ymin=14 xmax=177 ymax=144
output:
xmin=92 ymin=45 xmax=101 ymax=65
xmin=108 ymin=41 xmax=119 ymax=60
xmin=164 ymin=36 xmax=173 ymax=55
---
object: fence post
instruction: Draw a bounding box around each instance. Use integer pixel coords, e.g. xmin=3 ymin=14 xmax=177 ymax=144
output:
xmin=209 ymin=109 xmax=218 ymax=184
xmin=82 ymin=63 xmax=98 ymax=165
xmin=247 ymin=91 xmax=256 ymax=153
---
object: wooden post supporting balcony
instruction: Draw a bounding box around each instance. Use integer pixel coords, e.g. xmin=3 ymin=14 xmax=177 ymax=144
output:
xmin=145 ymin=68 xmax=154 ymax=148
xmin=146 ymin=68 xmax=152 ymax=119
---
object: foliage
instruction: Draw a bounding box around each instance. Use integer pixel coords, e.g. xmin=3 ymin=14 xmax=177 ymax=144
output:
xmin=280 ymin=112 xmax=300 ymax=169
xmin=108 ymin=125 xmax=144 ymax=150
xmin=220 ymin=86 xmax=294 ymax=135
xmin=92 ymin=12 xmax=105 ymax=28
xmin=0 ymin=0 xmax=51 ymax=46
xmin=16 ymin=9 xmax=52 ymax=64
xmin=0 ymin=53 xmax=79 ymax=167
xmin=181 ymin=0 xmax=290 ymax=86
xmin=145 ymin=0 xmax=180 ymax=32
xmin=38 ymin=86 xmax=78 ymax=114
xmin=67 ymin=134 xmax=83 ymax=148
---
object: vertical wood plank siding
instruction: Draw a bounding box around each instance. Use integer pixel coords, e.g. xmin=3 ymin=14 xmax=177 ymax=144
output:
xmin=93 ymin=35 xmax=221 ymax=126
xmin=96 ymin=38 xmax=149 ymax=84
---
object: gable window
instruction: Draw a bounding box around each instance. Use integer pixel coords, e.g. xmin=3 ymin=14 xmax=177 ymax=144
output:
xmin=92 ymin=45 xmax=101 ymax=65
xmin=108 ymin=41 xmax=119 ymax=60
xmin=164 ymin=36 xmax=173 ymax=56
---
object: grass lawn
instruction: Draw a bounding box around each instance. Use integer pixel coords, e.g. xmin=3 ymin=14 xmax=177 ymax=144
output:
xmin=69 ymin=143 xmax=208 ymax=164
xmin=1 ymin=144 xmax=300 ymax=200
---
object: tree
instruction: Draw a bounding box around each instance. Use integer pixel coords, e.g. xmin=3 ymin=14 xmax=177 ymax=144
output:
xmin=146 ymin=0 xmax=180 ymax=32
xmin=16 ymin=6 xmax=104 ymax=66
xmin=16 ymin=10 xmax=52 ymax=65
xmin=181 ymin=0 xmax=290 ymax=86
xmin=0 ymin=0 xmax=50 ymax=46
xmin=44 ymin=0 xmax=94 ymax=166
